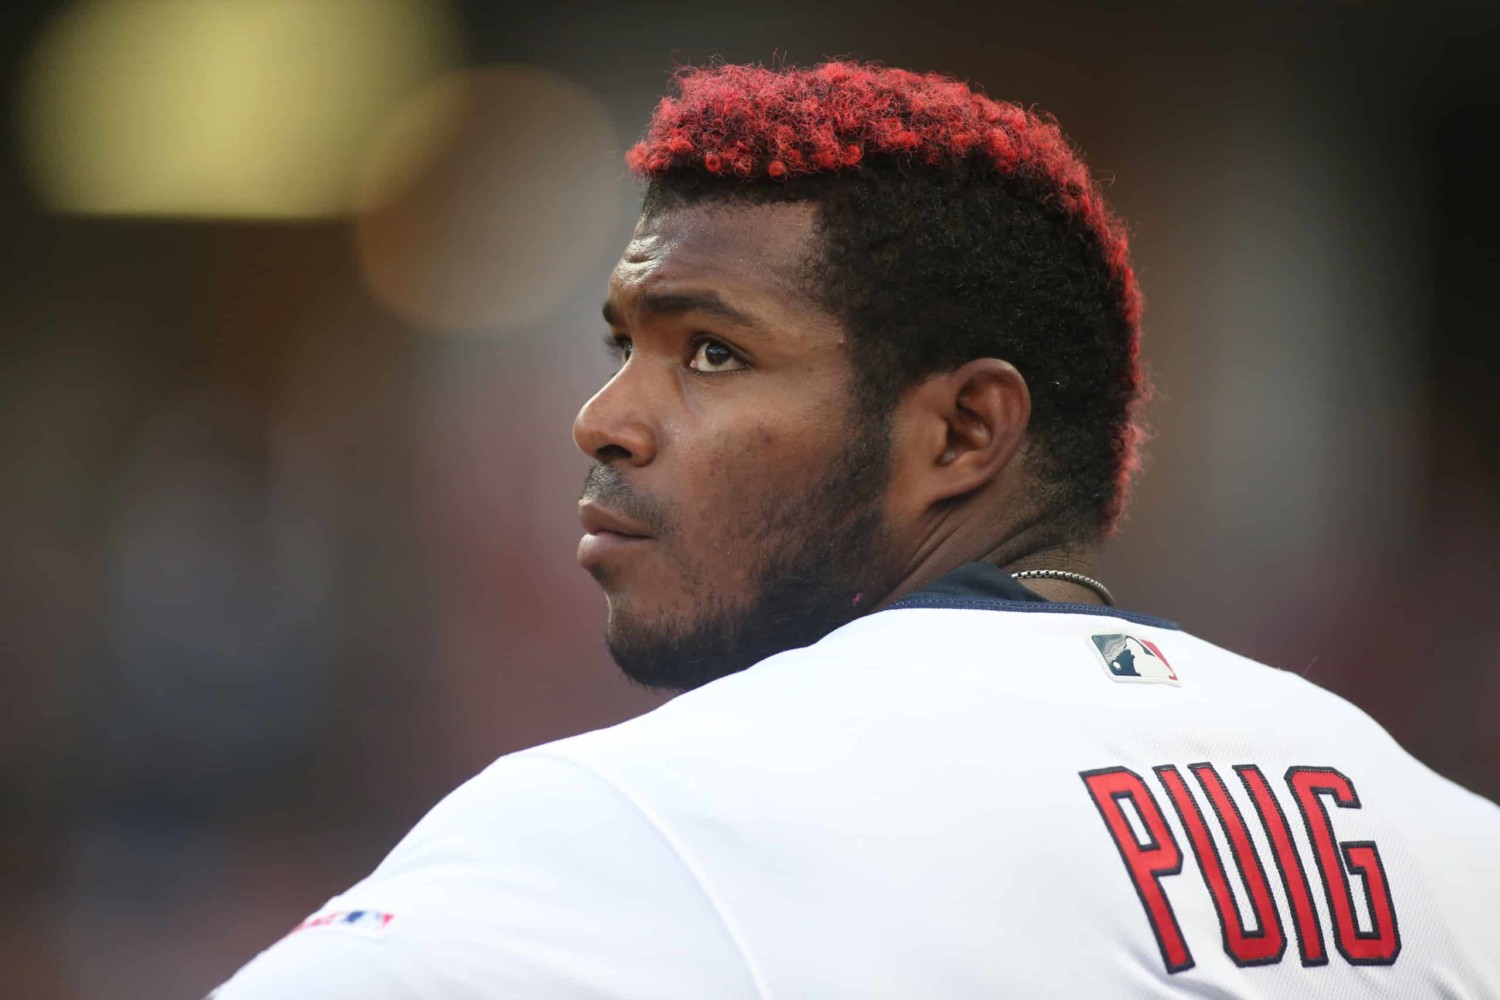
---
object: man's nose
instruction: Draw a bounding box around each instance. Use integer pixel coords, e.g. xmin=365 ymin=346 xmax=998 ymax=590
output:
xmin=572 ymin=370 xmax=657 ymax=466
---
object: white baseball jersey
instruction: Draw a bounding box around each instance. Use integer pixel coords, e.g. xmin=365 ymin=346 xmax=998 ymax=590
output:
xmin=213 ymin=564 xmax=1500 ymax=998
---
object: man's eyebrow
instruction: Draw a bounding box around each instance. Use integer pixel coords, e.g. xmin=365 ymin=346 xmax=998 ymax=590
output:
xmin=601 ymin=291 xmax=764 ymax=331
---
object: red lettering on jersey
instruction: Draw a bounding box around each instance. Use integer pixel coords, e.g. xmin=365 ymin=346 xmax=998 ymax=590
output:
xmin=1155 ymin=764 xmax=1288 ymax=966
xmin=1286 ymin=767 xmax=1401 ymax=965
xmin=1235 ymin=764 xmax=1327 ymax=966
xmin=1080 ymin=767 xmax=1194 ymax=973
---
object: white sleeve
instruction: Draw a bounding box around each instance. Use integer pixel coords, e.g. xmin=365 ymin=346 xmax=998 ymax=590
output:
xmin=210 ymin=753 xmax=762 ymax=1000
xmin=207 ymin=929 xmax=423 ymax=998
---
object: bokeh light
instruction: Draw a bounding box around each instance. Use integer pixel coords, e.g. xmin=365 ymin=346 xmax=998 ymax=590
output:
xmin=355 ymin=65 xmax=625 ymax=333
xmin=16 ymin=0 xmax=462 ymax=218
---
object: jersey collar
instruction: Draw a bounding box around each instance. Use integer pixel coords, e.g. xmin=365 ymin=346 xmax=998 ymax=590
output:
xmin=887 ymin=561 xmax=1181 ymax=631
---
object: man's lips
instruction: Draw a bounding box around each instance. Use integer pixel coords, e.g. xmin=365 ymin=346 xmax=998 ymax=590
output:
xmin=578 ymin=502 xmax=653 ymax=538
xmin=577 ymin=502 xmax=653 ymax=569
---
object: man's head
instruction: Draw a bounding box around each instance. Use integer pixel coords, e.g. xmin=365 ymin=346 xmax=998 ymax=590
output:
xmin=574 ymin=61 xmax=1146 ymax=691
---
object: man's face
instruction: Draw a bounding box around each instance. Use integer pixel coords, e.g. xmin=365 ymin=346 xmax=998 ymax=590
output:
xmin=573 ymin=199 xmax=901 ymax=692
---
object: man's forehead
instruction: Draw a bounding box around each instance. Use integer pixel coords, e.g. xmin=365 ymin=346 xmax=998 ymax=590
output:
xmin=610 ymin=200 xmax=820 ymax=304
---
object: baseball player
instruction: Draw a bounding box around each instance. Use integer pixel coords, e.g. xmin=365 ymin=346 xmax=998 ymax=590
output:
xmin=212 ymin=61 xmax=1500 ymax=997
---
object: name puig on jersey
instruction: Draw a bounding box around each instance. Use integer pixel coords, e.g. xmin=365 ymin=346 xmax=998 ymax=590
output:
xmin=1082 ymin=761 xmax=1399 ymax=974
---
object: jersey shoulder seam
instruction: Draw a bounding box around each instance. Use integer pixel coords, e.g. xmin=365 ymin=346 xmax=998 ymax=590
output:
xmin=524 ymin=749 xmax=774 ymax=1000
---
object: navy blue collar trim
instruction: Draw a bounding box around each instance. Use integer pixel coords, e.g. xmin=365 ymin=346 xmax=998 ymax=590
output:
xmin=887 ymin=562 xmax=1181 ymax=631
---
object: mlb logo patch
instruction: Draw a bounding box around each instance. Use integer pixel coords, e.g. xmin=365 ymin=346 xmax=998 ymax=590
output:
xmin=291 ymin=909 xmax=395 ymax=938
xmin=1089 ymin=634 xmax=1179 ymax=685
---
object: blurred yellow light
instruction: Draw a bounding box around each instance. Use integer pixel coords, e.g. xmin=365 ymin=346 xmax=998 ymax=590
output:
xmin=355 ymin=66 xmax=626 ymax=333
xmin=17 ymin=0 xmax=461 ymax=218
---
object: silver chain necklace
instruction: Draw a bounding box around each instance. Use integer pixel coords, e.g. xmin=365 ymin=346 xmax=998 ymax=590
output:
xmin=1011 ymin=568 xmax=1115 ymax=607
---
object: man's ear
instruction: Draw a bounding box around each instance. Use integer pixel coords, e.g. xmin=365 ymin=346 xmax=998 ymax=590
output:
xmin=899 ymin=357 xmax=1031 ymax=506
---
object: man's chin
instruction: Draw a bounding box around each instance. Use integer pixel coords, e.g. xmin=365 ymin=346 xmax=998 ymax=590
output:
xmin=602 ymin=604 xmax=753 ymax=694
xmin=603 ymin=633 xmax=727 ymax=694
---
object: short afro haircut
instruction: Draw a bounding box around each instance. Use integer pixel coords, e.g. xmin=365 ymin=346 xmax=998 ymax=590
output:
xmin=627 ymin=60 xmax=1148 ymax=537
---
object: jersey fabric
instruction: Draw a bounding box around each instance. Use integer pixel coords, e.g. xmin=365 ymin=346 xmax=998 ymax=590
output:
xmin=213 ymin=564 xmax=1500 ymax=998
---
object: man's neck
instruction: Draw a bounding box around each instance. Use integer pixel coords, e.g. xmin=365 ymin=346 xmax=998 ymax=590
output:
xmin=876 ymin=506 xmax=1105 ymax=608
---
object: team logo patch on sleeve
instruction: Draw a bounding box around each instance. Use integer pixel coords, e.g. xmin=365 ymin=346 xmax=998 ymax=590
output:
xmin=1089 ymin=634 xmax=1179 ymax=685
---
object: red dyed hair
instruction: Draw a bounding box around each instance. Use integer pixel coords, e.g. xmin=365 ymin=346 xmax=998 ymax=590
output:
xmin=628 ymin=62 xmax=1138 ymax=320
xmin=627 ymin=60 xmax=1147 ymax=531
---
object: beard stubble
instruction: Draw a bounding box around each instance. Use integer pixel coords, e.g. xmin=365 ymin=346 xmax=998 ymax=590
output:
xmin=581 ymin=416 xmax=896 ymax=693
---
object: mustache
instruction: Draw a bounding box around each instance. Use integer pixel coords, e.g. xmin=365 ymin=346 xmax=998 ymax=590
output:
xmin=580 ymin=463 xmax=672 ymax=539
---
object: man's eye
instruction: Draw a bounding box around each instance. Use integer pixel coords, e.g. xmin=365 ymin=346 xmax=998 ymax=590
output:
xmin=605 ymin=334 xmax=631 ymax=364
xmin=688 ymin=339 xmax=745 ymax=373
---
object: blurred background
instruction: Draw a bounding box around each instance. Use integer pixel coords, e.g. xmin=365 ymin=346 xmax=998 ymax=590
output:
xmin=1 ymin=1 xmax=1496 ymax=995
